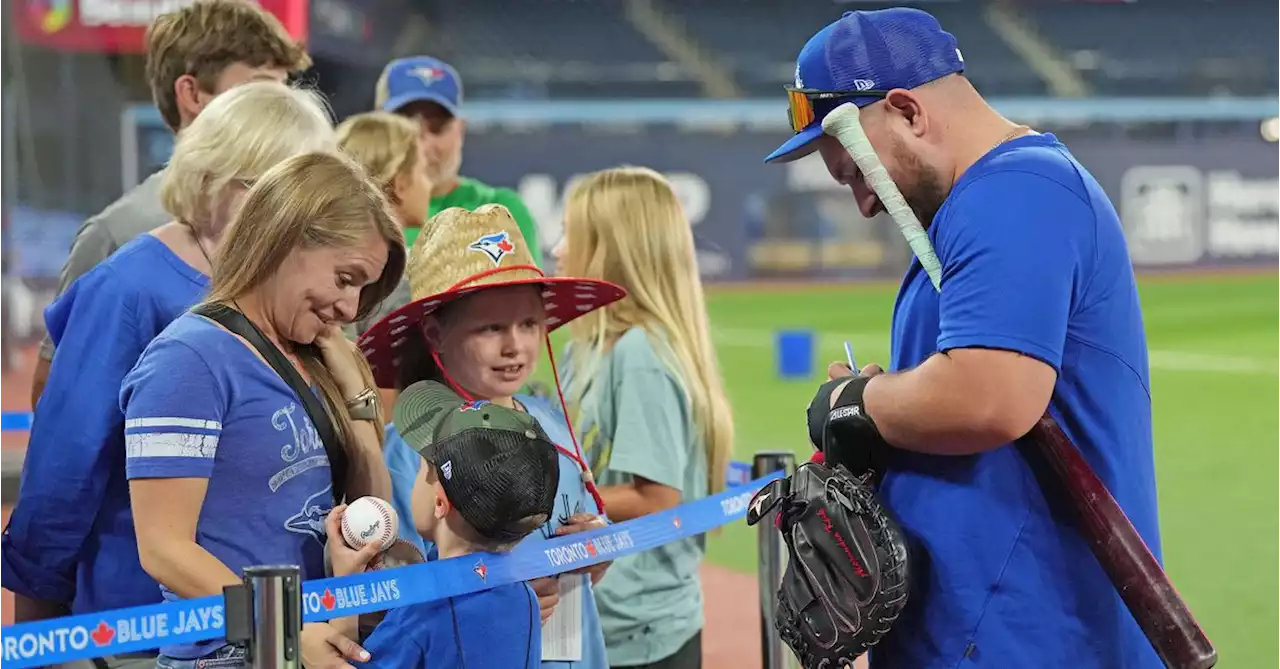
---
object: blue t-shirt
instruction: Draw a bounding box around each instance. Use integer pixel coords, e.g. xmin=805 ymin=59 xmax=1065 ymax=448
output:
xmin=121 ymin=312 xmax=334 ymax=659
xmin=384 ymin=393 xmax=610 ymax=669
xmin=1 ymin=234 xmax=207 ymax=613
xmin=873 ymin=133 xmax=1161 ymax=668
xmin=357 ymin=580 xmax=541 ymax=668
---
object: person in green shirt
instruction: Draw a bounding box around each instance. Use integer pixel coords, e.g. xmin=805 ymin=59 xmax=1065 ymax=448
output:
xmin=374 ymin=55 xmax=542 ymax=266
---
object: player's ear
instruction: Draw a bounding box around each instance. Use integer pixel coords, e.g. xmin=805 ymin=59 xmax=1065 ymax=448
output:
xmin=884 ymin=89 xmax=927 ymax=138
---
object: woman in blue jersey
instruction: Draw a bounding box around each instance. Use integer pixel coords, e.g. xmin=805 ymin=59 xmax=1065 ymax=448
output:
xmin=554 ymin=167 xmax=735 ymax=669
xmin=0 ymin=81 xmax=337 ymax=637
xmin=121 ymin=151 xmax=406 ymax=668
xmin=356 ymin=204 xmax=627 ymax=669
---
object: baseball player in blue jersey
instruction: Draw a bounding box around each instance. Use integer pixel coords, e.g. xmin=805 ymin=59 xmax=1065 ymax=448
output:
xmin=766 ymin=9 xmax=1163 ymax=669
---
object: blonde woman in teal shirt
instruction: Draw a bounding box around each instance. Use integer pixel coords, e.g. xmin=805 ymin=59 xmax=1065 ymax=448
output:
xmin=554 ymin=166 xmax=735 ymax=669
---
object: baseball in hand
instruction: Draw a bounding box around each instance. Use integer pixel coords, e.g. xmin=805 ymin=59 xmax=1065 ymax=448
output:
xmin=340 ymin=496 xmax=399 ymax=552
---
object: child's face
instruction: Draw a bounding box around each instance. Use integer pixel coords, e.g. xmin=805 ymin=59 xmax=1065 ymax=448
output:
xmin=410 ymin=463 xmax=446 ymax=539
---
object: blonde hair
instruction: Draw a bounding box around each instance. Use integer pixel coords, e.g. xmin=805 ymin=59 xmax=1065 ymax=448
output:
xmin=335 ymin=111 xmax=422 ymax=206
xmin=562 ymin=166 xmax=734 ymax=495
xmin=161 ymin=81 xmax=336 ymax=230
xmin=204 ymin=151 xmax=407 ymax=464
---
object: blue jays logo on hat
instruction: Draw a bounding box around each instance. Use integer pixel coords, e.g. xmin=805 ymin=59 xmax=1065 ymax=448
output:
xmin=468 ymin=231 xmax=515 ymax=266
xmin=410 ymin=66 xmax=446 ymax=85
xmin=460 ymin=400 xmax=490 ymax=412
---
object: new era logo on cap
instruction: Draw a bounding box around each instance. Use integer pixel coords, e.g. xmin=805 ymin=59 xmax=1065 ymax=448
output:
xmin=441 ymin=460 xmax=453 ymax=480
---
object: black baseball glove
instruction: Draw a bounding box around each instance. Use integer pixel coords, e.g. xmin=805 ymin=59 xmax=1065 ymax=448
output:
xmin=747 ymin=461 xmax=910 ymax=669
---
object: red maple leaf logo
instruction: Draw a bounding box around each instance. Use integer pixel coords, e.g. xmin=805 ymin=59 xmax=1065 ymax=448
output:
xmin=496 ymin=239 xmax=514 ymax=253
xmin=673 ymin=517 xmax=682 ymax=529
xmin=321 ymin=588 xmax=336 ymax=611
xmin=585 ymin=541 xmax=597 ymax=557
xmin=90 ymin=621 xmax=115 ymax=647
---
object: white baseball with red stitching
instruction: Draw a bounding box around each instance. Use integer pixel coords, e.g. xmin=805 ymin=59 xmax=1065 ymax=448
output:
xmin=341 ymin=496 xmax=398 ymax=551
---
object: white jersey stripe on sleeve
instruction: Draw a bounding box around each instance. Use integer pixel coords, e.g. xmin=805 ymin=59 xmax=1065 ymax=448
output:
xmin=125 ymin=417 xmax=222 ymax=431
xmin=126 ymin=432 xmax=219 ymax=459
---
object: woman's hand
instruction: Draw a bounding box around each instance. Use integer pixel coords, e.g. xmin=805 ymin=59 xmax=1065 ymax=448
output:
xmin=529 ymin=576 xmax=561 ymax=625
xmin=324 ymin=505 xmax=384 ymax=578
xmin=556 ymin=513 xmax=612 ymax=585
xmin=300 ymin=622 xmax=370 ymax=669
xmin=313 ymin=325 xmax=369 ymax=398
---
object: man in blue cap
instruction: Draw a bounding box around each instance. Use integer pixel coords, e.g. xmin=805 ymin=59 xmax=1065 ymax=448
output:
xmin=770 ymin=8 xmax=1163 ymax=669
xmin=374 ymin=56 xmax=541 ymax=262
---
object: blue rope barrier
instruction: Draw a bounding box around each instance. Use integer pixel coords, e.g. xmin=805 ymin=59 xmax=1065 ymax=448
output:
xmin=1 ymin=412 xmax=32 ymax=432
xmin=0 ymin=470 xmax=783 ymax=668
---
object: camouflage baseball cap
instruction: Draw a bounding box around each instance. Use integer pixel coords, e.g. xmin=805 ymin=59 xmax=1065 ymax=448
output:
xmin=394 ymin=380 xmax=560 ymax=543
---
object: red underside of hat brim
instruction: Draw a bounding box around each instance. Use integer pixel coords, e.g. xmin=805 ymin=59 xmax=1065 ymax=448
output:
xmin=358 ymin=276 xmax=627 ymax=389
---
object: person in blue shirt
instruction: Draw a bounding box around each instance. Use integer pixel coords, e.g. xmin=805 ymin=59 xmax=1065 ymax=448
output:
xmin=0 ymin=81 xmax=337 ymax=637
xmin=331 ymin=380 xmax=559 ymax=668
xmin=121 ymin=151 xmax=405 ymax=667
xmin=764 ymin=9 xmax=1162 ymax=669
xmin=357 ymin=204 xmax=628 ymax=668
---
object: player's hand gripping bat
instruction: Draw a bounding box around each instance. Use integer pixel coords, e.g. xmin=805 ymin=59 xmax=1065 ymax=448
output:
xmin=820 ymin=102 xmax=1217 ymax=669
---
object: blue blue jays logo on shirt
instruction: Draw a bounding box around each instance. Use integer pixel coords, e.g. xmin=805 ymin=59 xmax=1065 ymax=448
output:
xmin=460 ymin=400 xmax=491 ymax=412
xmin=283 ymin=485 xmax=333 ymax=544
xmin=467 ymin=231 xmax=515 ymax=266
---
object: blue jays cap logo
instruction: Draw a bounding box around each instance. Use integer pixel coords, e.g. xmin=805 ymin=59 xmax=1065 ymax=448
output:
xmin=460 ymin=400 xmax=490 ymax=412
xmin=409 ymin=66 xmax=446 ymax=85
xmin=468 ymin=231 xmax=515 ymax=266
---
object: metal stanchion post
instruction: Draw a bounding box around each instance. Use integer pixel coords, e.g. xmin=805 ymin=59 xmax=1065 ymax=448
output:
xmin=243 ymin=565 xmax=302 ymax=669
xmin=753 ymin=451 xmax=797 ymax=669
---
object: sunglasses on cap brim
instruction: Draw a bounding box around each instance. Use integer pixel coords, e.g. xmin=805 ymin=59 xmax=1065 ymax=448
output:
xmin=785 ymin=86 xmax=891 ymax=134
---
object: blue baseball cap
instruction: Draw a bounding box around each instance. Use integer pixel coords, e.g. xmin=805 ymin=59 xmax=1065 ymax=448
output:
xmin=376 ymin=56 xmax=464 ymax=116
xmin=764 ymin=8 xmax=965 ymax=164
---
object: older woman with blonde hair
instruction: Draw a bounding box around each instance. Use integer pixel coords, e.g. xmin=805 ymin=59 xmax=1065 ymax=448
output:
xmin=1 ymin=80 xmax=337 ymax=659
xmin=122 ymin=150 xmax=405 ymax=668
xmin=553 ymin=165 xmax=734 ymax=669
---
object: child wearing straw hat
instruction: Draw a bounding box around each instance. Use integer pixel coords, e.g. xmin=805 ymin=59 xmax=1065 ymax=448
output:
xmin=357 ymin=204 xmax=626 ymax=668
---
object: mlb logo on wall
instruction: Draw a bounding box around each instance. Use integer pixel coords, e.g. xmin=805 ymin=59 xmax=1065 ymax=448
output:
xmin=468 ymin=231 xmax=515 ymax=265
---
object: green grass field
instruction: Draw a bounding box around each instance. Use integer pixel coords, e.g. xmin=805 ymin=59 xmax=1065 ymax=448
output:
xmin=543 ymin=272 xmax=1278 ymax=667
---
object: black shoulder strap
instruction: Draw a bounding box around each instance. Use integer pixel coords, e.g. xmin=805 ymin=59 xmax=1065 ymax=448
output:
xmin=192 ymin=302 xmax=349 ymax=504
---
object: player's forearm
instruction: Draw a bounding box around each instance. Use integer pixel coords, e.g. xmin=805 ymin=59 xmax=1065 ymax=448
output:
xmin=863 ymin=354 xmax=1019 ymax=455
xmin=30 ymin=356 xmax=51 ymax=408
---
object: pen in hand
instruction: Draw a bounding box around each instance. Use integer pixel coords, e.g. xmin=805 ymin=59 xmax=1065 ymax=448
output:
xmin=843 ymin=341 xmax=860 ymax=376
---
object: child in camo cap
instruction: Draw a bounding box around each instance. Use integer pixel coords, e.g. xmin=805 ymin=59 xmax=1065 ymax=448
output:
xmin=346 ymin=379 xmax=560 ymax=668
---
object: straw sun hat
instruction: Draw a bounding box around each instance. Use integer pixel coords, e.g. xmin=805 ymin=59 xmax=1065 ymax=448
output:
xmin=358 ymin=204 xmax=627 ymax=388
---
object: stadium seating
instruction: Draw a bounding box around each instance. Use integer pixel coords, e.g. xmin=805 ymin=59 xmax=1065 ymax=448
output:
xmin=1015 ymin=0 xmax=1277 ymax=96
xmin=423 ymin=0 xmax=703 ymax=99
xmin=667 ymin=0 xmax=1050 ymax=97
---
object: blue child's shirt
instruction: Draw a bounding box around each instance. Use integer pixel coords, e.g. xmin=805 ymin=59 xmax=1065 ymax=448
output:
xmin=1 ymin=234 xmax=207 ymax=614
xmin=121 ymin=312 xmax=334 ymax=659
xmin=384 ymin=393 xmax=610 ymax=669
xmin=357 ymin=580 xmax=541 ymax=668
xmin=874 ymin=133 xmax=1161 ymax=668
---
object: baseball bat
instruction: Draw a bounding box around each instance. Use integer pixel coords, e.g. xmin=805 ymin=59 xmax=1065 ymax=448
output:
xmin=820 ymin=102 xmax=1217 ymax=669
xmin=1018 ymin=416 xmax=1217 ymax=669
